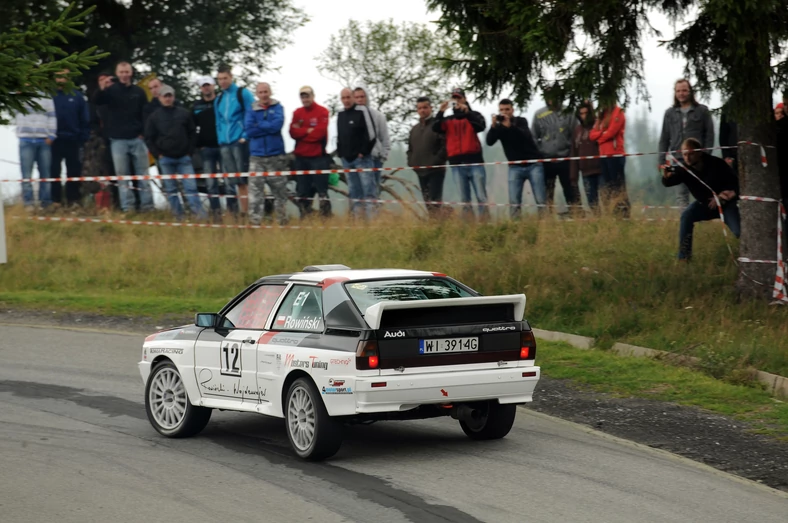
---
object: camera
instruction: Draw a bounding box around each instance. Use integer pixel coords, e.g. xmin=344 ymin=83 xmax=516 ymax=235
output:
xmin=451 ymin=101 xmax=457 ymax=108
xmin=496 ymin=114 xmax=506 ymax=123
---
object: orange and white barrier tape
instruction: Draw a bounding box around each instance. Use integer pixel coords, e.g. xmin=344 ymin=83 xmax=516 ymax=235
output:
xmin=18 ymin=215 xmax=374 ymax=230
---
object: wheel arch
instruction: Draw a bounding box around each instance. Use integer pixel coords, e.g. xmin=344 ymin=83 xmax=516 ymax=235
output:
xmin=149 ymin=356 xmax=173 ymax=370
xmin=281 ymin=370 xmax=318 ymax=412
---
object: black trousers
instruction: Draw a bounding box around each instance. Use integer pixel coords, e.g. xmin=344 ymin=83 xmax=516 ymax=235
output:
xmin=416 ymin=168 xmax=446 ymax=217
xmin=294 ymin=156 xmax=332 ymax=218
xmin=544 ymin=160 xmax=579 ymax=208
xmin=50 ymin=138 xmax=83 ymax=205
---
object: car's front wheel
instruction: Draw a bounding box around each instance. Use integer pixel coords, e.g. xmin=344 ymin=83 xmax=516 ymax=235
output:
xmin=145 ymin=361 xmax=211 ymax=438
xmin=459 ymin=401 xmax=516 ymax=440
xmin=285 ymin=377 xmax=342 ymax=460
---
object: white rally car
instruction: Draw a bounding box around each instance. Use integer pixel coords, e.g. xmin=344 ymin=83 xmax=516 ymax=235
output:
xmin=139 ymin=265 xmax=540 ymax=460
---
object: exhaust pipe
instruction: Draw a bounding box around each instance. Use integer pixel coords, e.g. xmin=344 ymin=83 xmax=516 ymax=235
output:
xmin=450 ymin=403 xmax=484 ymax=423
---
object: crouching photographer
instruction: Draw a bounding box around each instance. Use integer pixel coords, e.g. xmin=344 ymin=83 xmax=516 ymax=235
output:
xmin=661 ymin=137 xmax=740 ymax=261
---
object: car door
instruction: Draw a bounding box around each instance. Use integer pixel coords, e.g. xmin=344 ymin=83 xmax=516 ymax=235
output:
xmin=194 ymin=284 xmax=286 ymax=406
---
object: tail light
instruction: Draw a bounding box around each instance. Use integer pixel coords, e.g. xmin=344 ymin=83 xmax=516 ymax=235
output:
xmin=356 ymin=340 xmax=380 ymax=370
xmin=520 ymin=330 xmax=536 ymax=359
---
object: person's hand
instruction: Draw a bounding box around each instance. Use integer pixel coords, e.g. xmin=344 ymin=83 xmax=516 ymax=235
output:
xmin=719 ymin=190 xmax=736 ymax=201
xmin=293 ymin=120 xmax=302 ymax=128
xmin=502 ymin=115 xmax=512 ymax=128
xmin=306 ymin=128 xmax=314 ymax=134
xmin=708 ymin=198 xmax=718 ymax=210
xmin=239 ymin=138 xmax=246 ymax=144
xmin=44 ymin=138 xmax=52 ymax=146
xmin=455 ymin=102 xmax=468 ymax=112
xmin=358 ymin=153 xmax=363 ymax=159
xmin=491 ymin=114 xmax=498 ymax=127
xmin=660 ymin=164 xmax=672 ymax=178
xmin=724 ymin=157 xmax=734 ymax=167
xmin=439 ymin=101 xmax=450 ymax=113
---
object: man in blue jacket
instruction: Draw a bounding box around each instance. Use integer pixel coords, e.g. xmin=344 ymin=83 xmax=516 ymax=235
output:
xmin=215 ymin=64 xmax=255 ymax=216
xmin=245 ymin=82 xmax=290 ymax=226
xmin=51 ymin=69 xmax=90 ymax=207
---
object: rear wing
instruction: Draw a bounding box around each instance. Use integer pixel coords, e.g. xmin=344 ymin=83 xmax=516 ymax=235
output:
xmin=363 ymin=294 xmax=526 ymax=330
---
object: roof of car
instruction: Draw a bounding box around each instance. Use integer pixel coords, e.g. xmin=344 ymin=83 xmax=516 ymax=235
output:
xmin=255 ymin=268 xmax=439 ymax=285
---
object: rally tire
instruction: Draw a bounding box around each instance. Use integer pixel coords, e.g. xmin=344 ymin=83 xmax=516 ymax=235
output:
xmin=459 ymin=401 xmax=516 ymax=440
xmin=145 ymin=361 xmax=211 ymax=438
xmin=285 ymin=377 xmax=342 ymax=461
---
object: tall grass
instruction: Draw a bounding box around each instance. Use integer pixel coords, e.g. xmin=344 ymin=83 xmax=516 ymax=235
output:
xmin=2 ymin=205 xmax=787 ymax=376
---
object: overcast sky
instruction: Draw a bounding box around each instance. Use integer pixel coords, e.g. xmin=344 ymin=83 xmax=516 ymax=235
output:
xmin=0 ymin=0 xmax=738 ymax=190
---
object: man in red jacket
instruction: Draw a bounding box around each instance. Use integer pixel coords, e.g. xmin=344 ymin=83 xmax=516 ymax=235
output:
xmin=290 ymin=85 xmax=331 ymax=218
xmin=433 ymin=88 xmax=488 ymax=219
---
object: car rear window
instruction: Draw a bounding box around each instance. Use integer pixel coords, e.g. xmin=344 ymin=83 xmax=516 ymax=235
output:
xmin=344 ymin=278 xmax=473 ymax=314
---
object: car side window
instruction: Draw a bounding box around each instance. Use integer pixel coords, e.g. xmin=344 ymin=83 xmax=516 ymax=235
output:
xmin=272 ymin=285 xmax=324 ymax=333
xmin=223 ymin=284 xmax=286 ymax=330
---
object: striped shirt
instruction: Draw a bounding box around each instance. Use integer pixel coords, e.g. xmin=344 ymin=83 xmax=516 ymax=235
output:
xmin=15 ymin=97 xmax=57 ymax=140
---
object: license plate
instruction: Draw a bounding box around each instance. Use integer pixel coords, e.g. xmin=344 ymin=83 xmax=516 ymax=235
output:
xmin=419 ymin=337 xmax=479 ymax=354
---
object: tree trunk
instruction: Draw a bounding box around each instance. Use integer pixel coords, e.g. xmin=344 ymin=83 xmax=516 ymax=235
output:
xmin=735 ymin=55 xmax=783 ymax=300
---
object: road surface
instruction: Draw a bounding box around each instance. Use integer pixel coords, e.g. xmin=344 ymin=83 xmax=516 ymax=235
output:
xmin=0 ymin=324 xmax=785 ymax=523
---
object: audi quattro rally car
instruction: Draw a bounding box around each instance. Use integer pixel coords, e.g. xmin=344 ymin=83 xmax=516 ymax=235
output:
xmin=139 ymin=265 xmax=540 ymax=460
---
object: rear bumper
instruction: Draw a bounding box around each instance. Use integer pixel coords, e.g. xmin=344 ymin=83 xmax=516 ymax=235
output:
xmin=354 ymin=366 xmax=540 ymax=413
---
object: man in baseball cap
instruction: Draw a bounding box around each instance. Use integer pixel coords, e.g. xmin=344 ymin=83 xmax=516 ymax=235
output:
xmin=195 ymin=75 xmax=215 ymax=87
xmin=299 ymin=85 xmax=314 ymax=96
xmin=290 ymin=85 xmax=332 ymax=219
xmin=192 ymin=74 xmax=223 ymax=221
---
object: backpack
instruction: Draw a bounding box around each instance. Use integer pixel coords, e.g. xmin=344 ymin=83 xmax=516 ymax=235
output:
xmin=217 ymin=85 xmax=246 ymax=114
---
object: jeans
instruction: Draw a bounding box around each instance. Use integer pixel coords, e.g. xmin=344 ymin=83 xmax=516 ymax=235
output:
xmin=343 ymin=155 xmax=377 ymax=219
xmin=220 ymin=141 xmax=249 ymax=214
xmin=678 ymin=200 xmax=741 ymax=259
xmin=50 ymin=138 xmax=83 ymax=205
xmin=583 ymin=174 xmax=604 ymax=209
xmin=415 ymin=168 xmax=446 ymax=218
xmin=452 ymin=164 xmax=489 ymax=218
xmin=508 ymin=163 xmax=546 ymax=218
xmin=249 ymin=155 xmax=290 ymax=225
xmin=544 ymin=160 xmax=579 ymax=209
xmin=601 ymin=157 xmax=630 ymax=217
xmin=109 ymin=138 xmax=153 ymax=212
xmin=19 ymin=140 xmax=52 ymax=207
xmin=295 ymin=156 xmax=332 ymax=218
xmin=158 ymin=156 xmax=206 ymax=220
xmin=200 ymin=147 xmax=222 ymax=213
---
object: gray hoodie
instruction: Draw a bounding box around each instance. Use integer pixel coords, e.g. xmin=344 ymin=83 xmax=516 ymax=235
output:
xmin=658 ymin=103 xmax=715 ymax=164
xmin=531 ymin=104 xmax=577 ymax=158
xmin=353 ymin=86 xmax=391 ymax=161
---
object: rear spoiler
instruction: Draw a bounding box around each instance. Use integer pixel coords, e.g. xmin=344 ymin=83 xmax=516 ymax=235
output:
xmin=363 ymin=294 xmax=526 ymax=330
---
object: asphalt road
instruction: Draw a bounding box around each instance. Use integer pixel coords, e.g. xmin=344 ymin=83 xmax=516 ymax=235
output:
xmin=0 ymin=324 xmax=785 ymax=523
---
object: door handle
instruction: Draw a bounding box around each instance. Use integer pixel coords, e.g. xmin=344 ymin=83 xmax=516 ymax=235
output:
xmin=243 ymin=338 xmax=256 ymax=344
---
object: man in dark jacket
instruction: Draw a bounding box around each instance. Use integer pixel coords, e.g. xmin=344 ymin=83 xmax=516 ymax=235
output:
xmin=93 ymin=61 xmax=154 ymax=212
xmin=570 ymin=101 xmax=603 ymax=210
xmin=336 ymin=87 xmax=377 ymax=219
xmin=487 ymin=98 xmax=544 ymax=218
xmin=433 ymin=88 xmax=488 ymax=219
xmin=51 ymin=68 xmax=90 ymax=207
xmin=661 ymin=138 xmax=740 ymax=260
xmin=192 ymin=75 xmax=223 ymax=219
xmin=144 ymin=84 xmax=205 ymax=220
xmin=531 ymin=85 xmax=579 ymax=212
xmin=407 ymin=96 xmax=447 ymax=218
xmin=658 ymin=79 xmax=715 ymax=208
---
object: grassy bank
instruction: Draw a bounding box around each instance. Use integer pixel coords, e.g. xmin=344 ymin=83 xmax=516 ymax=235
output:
xmin=1 ymin=206 xmax=787 ymax=379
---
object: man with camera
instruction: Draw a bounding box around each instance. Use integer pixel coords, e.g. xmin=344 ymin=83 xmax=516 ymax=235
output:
xmin=661 ymin=137 xmax=740 ymax=261
xmin=486 ymin=99 xmax=545 ymax=218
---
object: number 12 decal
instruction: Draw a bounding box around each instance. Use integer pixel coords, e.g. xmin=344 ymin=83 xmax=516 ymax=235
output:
xmin=220 ymin=342 xmax=242 ymax=376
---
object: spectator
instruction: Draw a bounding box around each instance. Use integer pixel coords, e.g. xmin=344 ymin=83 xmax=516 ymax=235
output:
xmin=51 ymin=68 xmax=90 ymax=208
xmin=353 ymin=85 xmax=391 ymax=195
xmin=93 ymin=61 xmax=154 ymax=213
xmin=486 ymin=98 xmax=545 ymax=219
xmin=661 ymin=138 xmax=739 ymax=261
xmin=570 ymin=100 xmax=603 ymax=211
xmin=192 ymin=75 xmax=223 ymax=220
xmin=590 ymin=102 xmax=630 ymax=217
xmin=15 ymin=94 xmax=57 ymax=210
xmin=433 ymin=88 xmax=488 ymax=219
xmin=407 ymin=96 xmax=447 ymax=218
xmin=245 ymin=82 xmax=290 ymax=226
xmin=531 ymin=85 xmax=579 ymax=213
xmin=776 ymin=94 xmax=788 ymax=207
xmin=144 ymin=84 xmax=205 ymax=221
xmin=85 ymin=71 xmax=116 ymax=211
xmin=336 ymin=87 xmax=377 ymax=220
xmin=290 ymin=85 xmax=331 ymax=219
xmin=143 ymin=77 xmax=164 ymax=125
xmin=215 ymin=64 xmax=255 ymax=216
xmin=658 ymin=79 xmax=715 ymax=208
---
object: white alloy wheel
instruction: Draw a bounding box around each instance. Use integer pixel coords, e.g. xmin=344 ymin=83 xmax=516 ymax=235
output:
xmin=288 ymin=385 xmax=316 ymax=451
xmin=149 ymin=366 xmax=188 ymax=430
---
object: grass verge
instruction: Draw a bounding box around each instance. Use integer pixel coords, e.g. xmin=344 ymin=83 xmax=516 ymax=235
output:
xmin=540 ymin=341 xmax=788 ymax=440
xmin=2 ymin=205 xmax=787 ymax=381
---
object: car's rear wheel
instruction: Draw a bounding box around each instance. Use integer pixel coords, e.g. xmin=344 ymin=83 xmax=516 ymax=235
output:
xmin=459 ymin=401 xmax=516 ymax=440
xmin=285 ymin=377 xmax=342 ymax=460
xmin=145 ymin=361 xmax=211 ymax=438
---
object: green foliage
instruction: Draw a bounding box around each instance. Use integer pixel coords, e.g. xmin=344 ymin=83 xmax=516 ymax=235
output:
xmin=0 ymin=3 xmax=108 ymax=123
xmin=316 ymin=18 xmax=460 ymax=141
xmin=0 ymin=0 xmax=307 ymax=97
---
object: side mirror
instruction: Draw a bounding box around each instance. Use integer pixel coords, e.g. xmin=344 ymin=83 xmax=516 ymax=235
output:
xmin=195 ymin=312 xmax=219 ymax=328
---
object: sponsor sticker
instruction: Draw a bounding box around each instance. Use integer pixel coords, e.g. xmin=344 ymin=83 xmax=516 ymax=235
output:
xmin=350 ymin=283 xmax=367 ymax=290
xmin=285 ymin=353 xmax=310 ymax=369
xmin=309 ymin=356 xmax=328 ymax=370
xmin=322 ymin=386 xmax=353 ymax=395
xmin=148 ymin=347 xmax=184 ymax=355
xmin=281 ymin=316 xmax=322 ymax=331
xmin=275 ymin=315 xmax=286 ymax=327
xmin=328 ymin=378 xmax=345 ymax=386
xmin=329 ymin=357 xmax=352 ymax=366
